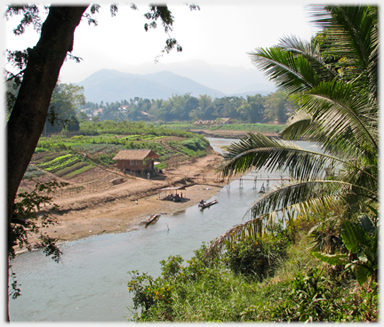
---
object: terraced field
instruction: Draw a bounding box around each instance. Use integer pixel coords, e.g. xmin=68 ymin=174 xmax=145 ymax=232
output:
xmin=22 ymin=132 xmax=212 ymax=199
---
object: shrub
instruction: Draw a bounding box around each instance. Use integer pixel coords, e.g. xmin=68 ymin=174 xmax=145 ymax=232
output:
xmin=182 ymin=137 xmax=208 ymax=151
xmin=224 ymin=231 xmax=288 ymax=281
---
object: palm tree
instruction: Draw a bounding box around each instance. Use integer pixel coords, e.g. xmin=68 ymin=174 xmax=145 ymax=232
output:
xmin=209 ymin=5 xmax=378 ymax=252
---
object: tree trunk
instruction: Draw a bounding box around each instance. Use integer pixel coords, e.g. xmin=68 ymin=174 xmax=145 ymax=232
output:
xmin=6 ymin=5 xmax=88 ymax=321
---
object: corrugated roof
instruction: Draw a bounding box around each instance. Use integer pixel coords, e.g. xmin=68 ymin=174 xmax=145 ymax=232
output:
xmin=112 ymin=149 xmax=158 ymax=161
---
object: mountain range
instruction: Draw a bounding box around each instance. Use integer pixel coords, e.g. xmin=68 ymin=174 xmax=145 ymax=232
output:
xmin=77 ymin=61 xmax=276 ymax=103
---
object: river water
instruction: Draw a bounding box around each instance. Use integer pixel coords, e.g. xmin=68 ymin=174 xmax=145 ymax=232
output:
xmin=9 ymin=138 xmax=318 ymax=322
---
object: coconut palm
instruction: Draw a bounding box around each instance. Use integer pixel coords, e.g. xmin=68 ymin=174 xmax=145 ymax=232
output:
xmin=209 ymin=5 xmax=378 ymax=252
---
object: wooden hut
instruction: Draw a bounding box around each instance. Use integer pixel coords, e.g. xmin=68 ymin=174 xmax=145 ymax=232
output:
xmin=112 ymin=149 xmax=159 ymax=172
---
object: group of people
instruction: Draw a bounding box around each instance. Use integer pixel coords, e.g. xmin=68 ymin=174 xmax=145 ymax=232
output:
xmin=163 ymin=193 xmax=183 ymax=202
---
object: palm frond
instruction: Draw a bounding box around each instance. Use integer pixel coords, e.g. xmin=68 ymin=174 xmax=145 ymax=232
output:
xmin=208 ymin=4 xmax=378 ymax=259
xmin=298 ymin=81 xmax=378 ymax=151
xmin=277 ymin=35 xmax=337 ymax=82
xmin=220 ymin=133 xmax=367 ymax=182
xmin=208 ymin=175 xmax=376 ymax=254
xmin=249 ymin=47 xmax=319 ymax=94
xmin=280 ymin=110 xmax=313 ymax=140
xmin=247 ymin=179 xmax=369 ymax=219
xmin=309 ymin=5 xmax=377 ymax=89
xmin=207 ymin=193 xmax=342 ymax=255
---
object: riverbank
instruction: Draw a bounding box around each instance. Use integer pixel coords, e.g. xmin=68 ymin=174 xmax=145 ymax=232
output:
xmin=21 ymin=151 xmax=229 ymax=249
xmin=190 ymin=129 xmax=280 ymax=139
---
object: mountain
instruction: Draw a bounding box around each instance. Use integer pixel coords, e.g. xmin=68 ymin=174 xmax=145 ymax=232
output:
xmin=117 ymin=60 xmax=276 ymax=95
xmin=77 ymin=69 xmax=226 ymax=103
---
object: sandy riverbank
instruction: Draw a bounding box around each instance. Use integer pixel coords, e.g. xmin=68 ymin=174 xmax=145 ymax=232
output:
xmin=21 ymin=151 xmax=230 ymax=249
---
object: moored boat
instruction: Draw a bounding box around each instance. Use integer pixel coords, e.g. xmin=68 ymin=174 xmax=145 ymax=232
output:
xmin=145 ymin=214 xmax=161 ymax=227
xmin=198 ymin=199 xmax=218 ymax=209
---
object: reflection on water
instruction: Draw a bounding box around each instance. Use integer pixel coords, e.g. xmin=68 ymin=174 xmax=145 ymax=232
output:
xmin=9 ymin=138 xmax=315 ymax=322
xmin=172 ymin=209 xmax=186 ymax=216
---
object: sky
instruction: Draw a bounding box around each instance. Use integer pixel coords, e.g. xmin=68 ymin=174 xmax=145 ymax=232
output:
xmin=3 ymin=0 xmax=324 ymax=84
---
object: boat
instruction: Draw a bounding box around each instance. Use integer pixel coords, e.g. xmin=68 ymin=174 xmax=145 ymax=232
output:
xmin=259 ymin=183 xmax=266 ymax=194
xmin=145 ymin=214 xmax=161 ymax=227
xmin=198 ymin=199 xmax=218 ymax=209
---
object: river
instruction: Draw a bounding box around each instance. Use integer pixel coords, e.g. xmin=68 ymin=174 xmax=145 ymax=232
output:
xmin=9 ymin=138 xmax=319 ymax=321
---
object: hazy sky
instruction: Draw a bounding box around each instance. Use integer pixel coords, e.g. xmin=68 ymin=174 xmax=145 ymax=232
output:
xmin=4 ymin=0 xmax=325 ymax=84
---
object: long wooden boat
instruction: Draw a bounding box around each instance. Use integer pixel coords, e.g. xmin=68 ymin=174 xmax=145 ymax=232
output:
xmin=198 ymin=199 xmax=218 ymax=209
xmin=145 ymin=214 xmax=161 ymax=227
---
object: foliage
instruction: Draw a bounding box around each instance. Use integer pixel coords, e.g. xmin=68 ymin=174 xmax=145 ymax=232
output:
xmin=213 ymin=5 xmax=378 ymax=277
xmin=224 ymin=231 xmax=288 ymax=281
xmin=211 ymin=123 xmax=285 ymax=133
xmin=127 ymin=230 xmax=378 ymax=322
xmin=80 ymin=91 xmax=292 ymax=124
xmin=155 ymin=122 xmax=285 ymax=133
xmin=78 ymin=120 xmax=197 ymax=138
xmin=264 ymin=91 xmax=291 ymax=123
xmin=4 ymin=3 xmax=196 ymax=321
xmin=9 ymin=181 xmax=66 ymax=260
xmin=181 ymin=137 xmax=209 ymax=151
xmin=22 ymin=164 xmax=46 ymax=179
xmin=128 ymin=244 xmax=260 ymax=322
xmin=237 ymin=94 xmax=265 ymax=123
xmin=8 ymin=181 xmax=67 ymax=301
xmin=242 ymin=268 xmax=378 ymax=322
xmin=44 ymin=83 xmax=85 ymax=135
xmin=312 ymin=215 xmax=378 ymax=286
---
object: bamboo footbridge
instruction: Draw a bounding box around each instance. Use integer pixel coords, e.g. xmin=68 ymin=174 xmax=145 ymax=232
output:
xmin=187 ymin=173 xmax=291 ymax=189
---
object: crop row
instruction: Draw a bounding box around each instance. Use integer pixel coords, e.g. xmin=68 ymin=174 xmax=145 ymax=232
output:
xmin=37 ymin=154 xmax=79 ymax=171
xmin=71 ymin=143 xmax=123 ymax=155
xmin=62 ymin=164 xmax=94 ymax=179
xmin=32 ymin=151 xmax=67 ymax=165
xmin=47 ymin=158 xmax=82 ymax=174
xmin=37 ymin=154 xmax=73 ymax=169
xmin=22 ymin=165 xmax=46 ymax=179
xmin=56 ymin=162 xmax=92 ymax=178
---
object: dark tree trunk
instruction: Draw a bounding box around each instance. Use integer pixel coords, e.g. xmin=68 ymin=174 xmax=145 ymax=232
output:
xmin=6 ymin=5 xmax=88 ymax=321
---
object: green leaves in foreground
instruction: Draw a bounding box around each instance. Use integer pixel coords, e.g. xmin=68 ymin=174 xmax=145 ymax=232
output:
xmin=312 ymin=216 xmax=378 ymax=285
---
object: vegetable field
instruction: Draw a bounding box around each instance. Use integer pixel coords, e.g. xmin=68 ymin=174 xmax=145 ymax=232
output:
xmin=25 ymin=123 xmax=212 ymax=199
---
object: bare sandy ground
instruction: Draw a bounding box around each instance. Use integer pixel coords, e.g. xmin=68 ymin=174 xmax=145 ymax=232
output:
xmin=22 ymin=151 xmax=228 ymax=249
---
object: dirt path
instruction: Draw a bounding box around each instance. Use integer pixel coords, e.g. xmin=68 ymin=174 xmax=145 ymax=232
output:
xmin=24 ymin=151 xmax=227 ymax=248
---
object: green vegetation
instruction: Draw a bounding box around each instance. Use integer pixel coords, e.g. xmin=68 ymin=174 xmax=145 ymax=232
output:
xmin=78 ymin=120 xmax=198 ymax=138
xmin=127 ymin=4 xmax=378 ymax=322
xmin=23 ymin=165 xmax=46 ymax=179
xmin=155 ymin=122 xmax=285 ymax=134
xmin=208 ymin=123 xmax=284 ymax=133
xmin=25 ymin=121 xmax=212 ymax=179
xmin=216 ymin=4 xmax=378 ymax=249
xmin=128 ymin=223 xmax=378 ymax=322
xmin=80 ymin=91 xmax=291 ymax=124
xmin=44 ymin=83 xmax=85 ymax=135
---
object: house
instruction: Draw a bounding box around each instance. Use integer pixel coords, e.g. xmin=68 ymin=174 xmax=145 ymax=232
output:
xmin=112 ymin=149 xmax=159 ymax=172
xmin=217 ymin=118 xmax=231 ymax=124
xmin=118 ymin=105 xmax=129 ymax=112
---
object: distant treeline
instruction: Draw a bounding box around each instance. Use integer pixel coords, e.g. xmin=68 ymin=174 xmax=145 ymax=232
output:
xmin=79 ymin=91 xmax=293 ymax=124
